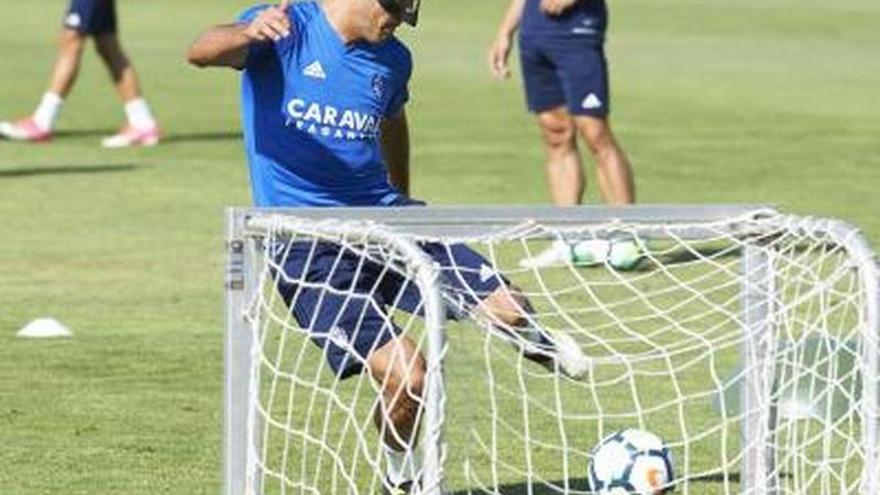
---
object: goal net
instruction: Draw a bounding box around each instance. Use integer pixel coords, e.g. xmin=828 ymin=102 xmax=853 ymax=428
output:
xmin=225 ymin=206 xmax=879 ymax=495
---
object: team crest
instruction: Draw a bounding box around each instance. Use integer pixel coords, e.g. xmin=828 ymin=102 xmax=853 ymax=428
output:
xmin=371 ymin=74 xmax=388 ymax=100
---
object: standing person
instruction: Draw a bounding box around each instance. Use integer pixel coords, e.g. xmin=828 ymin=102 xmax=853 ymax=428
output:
xmin=187 ymin=1 xmax=591 ymax=493
xmin=488 ymin=0 xmax=640 ymax=269
xmin=0 ymin=0 xmax=161 ymax=147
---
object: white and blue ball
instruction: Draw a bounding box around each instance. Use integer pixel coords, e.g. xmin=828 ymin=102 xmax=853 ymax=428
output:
xmin=588 ymin=428 xmax=675 ymax=495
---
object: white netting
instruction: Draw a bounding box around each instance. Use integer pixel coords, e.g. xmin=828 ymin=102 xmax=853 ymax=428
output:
xmin=236 ymin=212 xmax=879 ymax=495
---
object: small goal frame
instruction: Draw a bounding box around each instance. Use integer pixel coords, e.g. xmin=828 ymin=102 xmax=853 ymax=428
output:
xmin=224 ymin=205 xmax=879 ymax=495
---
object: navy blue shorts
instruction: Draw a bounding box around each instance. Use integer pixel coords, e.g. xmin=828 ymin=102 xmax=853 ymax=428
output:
xmin=272 ymin=226 xmax=505 ymax=379
xmin=64 ymin=0 xmax=117 ymax=35
xmin=519 ymin=35 xmax=609 ymax=117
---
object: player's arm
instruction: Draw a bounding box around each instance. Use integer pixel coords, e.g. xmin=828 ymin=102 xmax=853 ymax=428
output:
xmin=187 ymin=1 xmax=291 ymax=70
xmin=488 ymin=0 xmax=526 ymax=80
xmin=381 ymin=110 xmax=410 ymax=196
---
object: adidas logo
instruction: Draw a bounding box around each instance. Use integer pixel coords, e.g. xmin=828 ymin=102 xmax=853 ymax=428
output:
xmin=581 ymin=93 xmax=603 ymax=110
xmin=303 ymin=61 xmax=326 ymax=80
xmin=479 ymin=264 xmax=495 ymax=283
xmin=65 ymin=13 xmax=82 ymax=28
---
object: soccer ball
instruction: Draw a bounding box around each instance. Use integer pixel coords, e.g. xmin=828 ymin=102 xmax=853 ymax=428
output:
xmin=588 ymin=428 xmax=675 ymax=495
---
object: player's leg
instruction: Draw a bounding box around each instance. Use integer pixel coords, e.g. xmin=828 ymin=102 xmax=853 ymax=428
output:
xmin=367 ymin=336 xmax=426 ymax=494
xmin=272 ymin=240 xmax=427 ymax=494
xmin=555 ymin=42 xmax=635 ymax=205
xmin=94 ymin=34 xmax=161 ymax=147
xmin=536 ymin=107 xmax=585 ymax=206
xmin=0 ymin=25 xmax=86 ymax=142
xmin=575 ymin=115 xmax=634 ymax=205
xmin=479 ymin=284 xmax=592 ymax=380
xmin=519 ymin=35 xmax=586 ymax=206
xmin=516 ymin=37 xmax=592 ymax=267
xmin=47 ymin=29 xmax=88 ymax=100
xmin=417 ymin=242 xmax=592 ymax=380
xmin=90 ymin=1 xmax=161 ymax=148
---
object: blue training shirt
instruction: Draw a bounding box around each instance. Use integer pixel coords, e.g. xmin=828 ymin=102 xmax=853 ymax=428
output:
xmin=238 ymin=2 xmax=411 ymax=207
xmin=521 ymin=0 xmax=607 ymax=43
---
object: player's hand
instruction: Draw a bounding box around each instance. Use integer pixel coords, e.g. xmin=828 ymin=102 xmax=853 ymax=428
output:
xmin=539 ymin=0 xmax=579 ymax=17
xmin=244 ymin=0 xmax=292 ymax=42
xmin=488 ymin=34 xmax=513 ymax=80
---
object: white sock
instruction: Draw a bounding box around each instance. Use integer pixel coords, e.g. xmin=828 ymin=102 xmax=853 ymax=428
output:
xmin=383 ymin=444 xmax=421 ymax=485
xmin=32 ymin=92 xmax=63 ymax=131
xmin=124 ymin=98 xmax=156 ymax=130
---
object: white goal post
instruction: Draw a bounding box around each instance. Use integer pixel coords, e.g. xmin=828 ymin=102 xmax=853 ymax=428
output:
xmin=224 ymin=205 xmax=880 ymax=495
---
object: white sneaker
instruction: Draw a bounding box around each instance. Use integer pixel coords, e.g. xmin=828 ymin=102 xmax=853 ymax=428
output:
xmin=0 ymin=117 xmax=53 ymax=142
xmin=545 ymin=332 xmax=593 ymax=380
xmin=519 ymin=240 xmax=572 ymax=269
xmin=571 ymin=239 xmax=612 ymax=266
xmin=520 ymin=239 xmax=641 ymax=270
xmin=517 ymin=327 xmax=593 ymax=381
xmin=607 ymin=239 xmax=642 ymax=270
xmin=101 ymin=125 xmax=162 ymax=148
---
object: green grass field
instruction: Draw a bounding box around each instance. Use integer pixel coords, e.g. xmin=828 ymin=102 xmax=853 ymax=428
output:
xmin=1 ymin=0 xmax=879 ymax=494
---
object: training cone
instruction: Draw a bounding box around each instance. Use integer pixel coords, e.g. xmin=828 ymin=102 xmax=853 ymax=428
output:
xmin=17 ymin=318 xmax=73 ymax=339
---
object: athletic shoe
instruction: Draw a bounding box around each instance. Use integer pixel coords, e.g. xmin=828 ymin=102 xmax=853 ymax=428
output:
xmin=101 ymin=125 xmax=161 ymax=148
xmin=519 ymin=239 xmax=572 ymax=269
xmin=0 ymin=118 xmax=52 ymax=142
xmin=517 ymin=327 xmax=593 ymax=381
xmin=520 ymin=239 xmax=641 ymax=270
xmin=382 ymin=477 xmax=418 ymax=495
xmin=537 ymin=333 xmax=593 ymax=380
xmin=606 ymin=239 xmax=642 ymax=271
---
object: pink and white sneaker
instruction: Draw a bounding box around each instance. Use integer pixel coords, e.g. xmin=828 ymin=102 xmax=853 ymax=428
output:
xmin=0 ymin=118 xmax=53 ymax=143
xmin=101 ymin=125 xmax=161 ymax=148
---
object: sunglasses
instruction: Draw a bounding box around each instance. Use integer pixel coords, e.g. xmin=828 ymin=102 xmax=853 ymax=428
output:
xmin=377 ymin=0 xmax=420 ymax=27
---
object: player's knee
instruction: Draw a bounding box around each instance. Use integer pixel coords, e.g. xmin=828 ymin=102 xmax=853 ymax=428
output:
xmin=382 ymin=363 xmax=425 ymax=432
xmin=483 ymin=287 xmax=530 ymax=328
xmin=380 ymin=353 xmax=426 ymax=402
xmin=59 ymin=29 xmax=86 ymax=55
xmin=579 ymin=118 xmax=616 ymax=155
xmin=538 ymin=115 xmax=576 ymax=151
xmin=94 ymin=35 xmax=127 ymax=64
xmin=405 ymin=365 xmax=425 ymax=402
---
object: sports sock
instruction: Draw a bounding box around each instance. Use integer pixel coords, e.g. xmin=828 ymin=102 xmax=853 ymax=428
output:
xmin=124 ymin=98 xmax=157 ymax=130
xmin=32 ymin=92 xmax=63 ymax=131
xmin=520 ymin=322 xmax=556 ymax=350
xmin=383 ymin=444 xmax=421 ymax=486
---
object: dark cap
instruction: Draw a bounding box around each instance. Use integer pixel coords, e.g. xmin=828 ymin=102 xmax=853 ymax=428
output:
xmin=378 ymin=0 xmax=421 ymax=27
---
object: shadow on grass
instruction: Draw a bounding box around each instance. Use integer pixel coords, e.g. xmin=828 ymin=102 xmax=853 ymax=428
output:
xmin=0 ymin=163 xmax=138 ymax=177
xmin=632 ymin=244 xmax=742 ymax=272
xmin=32 ymin=129 xmax=241 ymax=143
xmin=448 ymin=472 xmax=770 ymax=493
xmin=162 ymin=131 xmax=242 ymax=144
xmin=448 ymin=478 xmax=592 ymax=494
xmin=53 ymin=128 xmax=115 ymax=138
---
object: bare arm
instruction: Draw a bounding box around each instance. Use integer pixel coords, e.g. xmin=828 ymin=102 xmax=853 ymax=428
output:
xmin=488 ymin=0 xmax=526 ymax=80
xmin=380 ymin=110 xmax=410 ymax=196
xmin=187 ymin=24 xmax=254 ymax=69
xmin=187 ymin=0 xmax=292 ymax=69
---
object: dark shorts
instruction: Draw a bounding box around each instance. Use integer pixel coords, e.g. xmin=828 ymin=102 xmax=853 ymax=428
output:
xmin=519 ymin=35 xmax=609 ymax=117
xmin=64 ymin=0 xmax=117 ymax=35
xmin=272 ymin=204 xmax=506 ymax=379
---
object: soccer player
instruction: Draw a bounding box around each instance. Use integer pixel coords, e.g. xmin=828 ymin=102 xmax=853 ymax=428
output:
xmin=0 ymin=0 xmax=161 ymax=147
xmin=187 ymin=1 xmax=590 ymax=492
xmin=488 ymin=0 xmax=639 ymax=268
